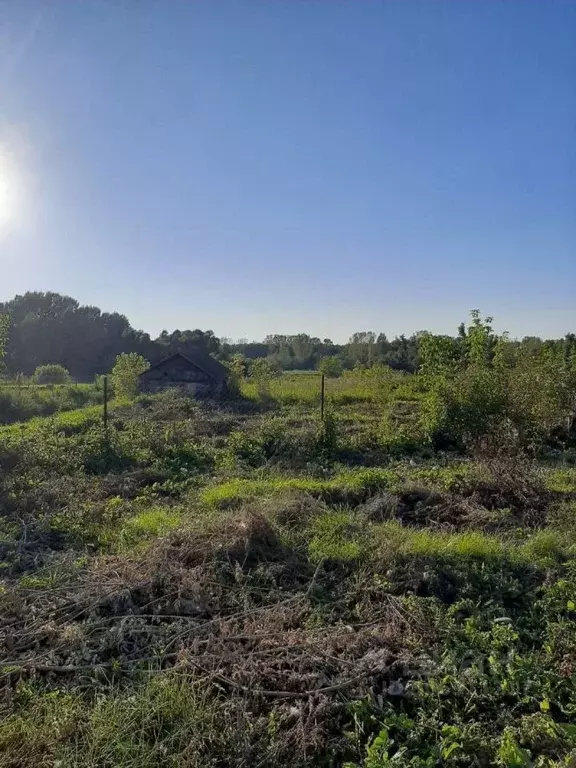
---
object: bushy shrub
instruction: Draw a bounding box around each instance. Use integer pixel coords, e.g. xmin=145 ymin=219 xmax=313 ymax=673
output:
xmin=0 ymin=392 xmax=20 ymax=424
xmin=319 ymin=356 xmax=343 ymax=378
xmin=224 ymin=418 xmax=294 ymax=468
xmin=248 ymin=358 xmax=281 ymax=380
xmin=246 ymin=358 xmax=281 ymax=402
xmin=32 ymin=364 xmax=71 ymax=385
xmin=422 ymin=365 xmax=509 ymax=450
xmin=110 ymin=353 xmax=150 ymax=399
xmin=420 ymin=343 xmax=576 ymax=452
xmin=222 ymin=414 xmax=344 ymax=469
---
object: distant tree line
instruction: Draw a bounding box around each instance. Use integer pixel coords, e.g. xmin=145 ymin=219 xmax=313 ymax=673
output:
xmin=0 ymin=292 xmax=574 ymax=380
xmin=0 ymin=292 xmax=222 ymax=379
xmin=222 ymin=332 xmax=420 ymax=373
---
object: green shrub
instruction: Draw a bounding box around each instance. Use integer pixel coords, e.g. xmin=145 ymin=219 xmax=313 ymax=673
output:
xmin=32 ymin=364 xmax=71 ymax=385
xmin=315 ymin=413 xmax=340 ymax=463
xmin=418 ymin=316 xmax=576 ymax=451
xmin=224 ymin=419 xmax=287 ymax=468
xmin=422 ymin=365 xmax=509 ymax=450
xmin=222 ymin=417 xmax=332 ymax=468
xmin=110 ymin=352 xmax=150 ymax=399
xmin=319 ymin=356 xmax=343 ymax=378
xmin=380 ymin=402 xmax=430 ymax=456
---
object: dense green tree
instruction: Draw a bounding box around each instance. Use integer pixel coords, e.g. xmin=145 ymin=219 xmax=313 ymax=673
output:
xmin=0 ymin=292 xmax=157 ymax=378
xmin=0 ymin=293 xmax=221 ymax=379
xmin=263 ymin=334 xmax=326 ymax=370
xmin=418 ymin=333 xmax=463 ymax=376
xmin=347 ymin=331 xmax=376 ymax=367
xmin=156 ymin=328 xmax=221 ymax=359
xmin=381 ymin=334 xmax=420 ymax=372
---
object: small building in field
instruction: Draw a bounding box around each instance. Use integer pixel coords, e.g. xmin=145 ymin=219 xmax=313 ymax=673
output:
xmin=139 ymin=352 xmax=228 ymax=397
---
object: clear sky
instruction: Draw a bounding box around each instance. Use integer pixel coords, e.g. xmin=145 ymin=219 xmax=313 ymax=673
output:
xmin=0 ymin=1 xmax=574 ymax=342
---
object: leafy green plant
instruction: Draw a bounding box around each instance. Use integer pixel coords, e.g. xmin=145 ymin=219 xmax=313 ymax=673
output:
xmin=315 ymin=412 xmax=340 ymax=462
xmin=497 ymin=728 xmax=531 ymax=767
xmin=110 ymin=352 xmax=150 ymax=399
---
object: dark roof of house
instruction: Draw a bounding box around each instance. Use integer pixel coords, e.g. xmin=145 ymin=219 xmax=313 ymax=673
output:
xmin=140 ymin=352 xmax=228 ymax=382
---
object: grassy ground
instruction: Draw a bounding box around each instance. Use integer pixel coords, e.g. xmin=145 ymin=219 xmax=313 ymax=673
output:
xmin=1 ymin=378 xmax=576 ymax=766
xmin=240 ymin=368 xmax=426 ymax=407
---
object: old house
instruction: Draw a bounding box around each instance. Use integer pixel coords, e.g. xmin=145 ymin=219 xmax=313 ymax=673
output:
xmin=139 ymin=352 xmax=228 ymax=397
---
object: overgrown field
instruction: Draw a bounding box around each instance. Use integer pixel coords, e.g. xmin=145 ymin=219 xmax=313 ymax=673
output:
xmin=1 ymin=364 xmax=576 ymax=766
xmin=0 ymin=382 xmax=103 ymax=426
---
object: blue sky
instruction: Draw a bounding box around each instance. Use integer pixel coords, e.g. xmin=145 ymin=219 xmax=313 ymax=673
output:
xmin=0 ymin=1 xmax=574 ymax=342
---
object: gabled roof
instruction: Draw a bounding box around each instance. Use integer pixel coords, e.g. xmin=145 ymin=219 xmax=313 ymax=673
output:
xmin=140 ymin=351 xmax=228 ymax=381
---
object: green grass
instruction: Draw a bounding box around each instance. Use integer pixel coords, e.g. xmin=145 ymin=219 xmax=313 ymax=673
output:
xmin=200 ymin=470 xmax=395 ymax=508
xmin=201 ymin=463 xmax=470 ymax=509
xmin=0 ymin=403 xmax=102 ymax=438
xmin=50 ymin=499 xmax=184 ymax=552
xmin=0 ymin=675 xmax=231 ymax=768
xmin=118 ymin=507 xmax=183 ymax=549
xmin=548 ymin=500 xmax=576 ymax=536
xmin=373 ymin=521 xmax=570 ymax=564
xmin=0 ymin=381 xmax=96 ymax=392
xmin=239 ymin=369 xmax=420 ymax=406
xmin=546 ymin=467 xmax=576 ymax=493
xmin=308 ymin=510 xmax=364 ymax=562
xmin=0 ymin=398 xmax=132 ymax=438
xmin=377 ymin=523 xmax=507 ymax=559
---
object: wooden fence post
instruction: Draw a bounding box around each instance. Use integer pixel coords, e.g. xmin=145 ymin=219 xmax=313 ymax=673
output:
xmin=320 ymin=374 xmax=325 ymax=420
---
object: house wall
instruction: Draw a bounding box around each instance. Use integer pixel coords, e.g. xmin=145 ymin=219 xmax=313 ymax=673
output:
xmin=141 ymin=379 xmax=224 ymax=396
xmin=139 ymin=357 xmax=225 ymax=397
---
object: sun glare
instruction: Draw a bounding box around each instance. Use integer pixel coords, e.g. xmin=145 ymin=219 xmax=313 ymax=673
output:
xmin=0 ymin=176 xmax=13 ymax=226
xmin=0 ymin=149 xmax=20 ymax=231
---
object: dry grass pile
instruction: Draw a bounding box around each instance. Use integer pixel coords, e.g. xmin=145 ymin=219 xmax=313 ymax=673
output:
xmin=162 ymin=510 xmax=287 ymax=569
xmin=0 ymin=507 xmax=430 ymax=725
